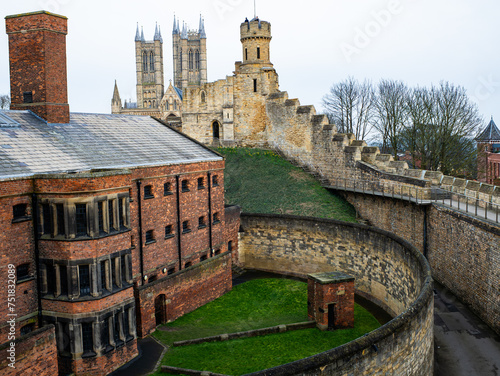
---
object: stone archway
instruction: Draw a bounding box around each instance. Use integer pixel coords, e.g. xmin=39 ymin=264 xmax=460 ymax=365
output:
xmin=212 ymin=121 xmax=221 ymax=140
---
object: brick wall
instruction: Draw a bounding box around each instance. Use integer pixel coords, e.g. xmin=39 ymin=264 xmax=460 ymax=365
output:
xmin=136 ymin=252 xmax=232 ymax=337
xmin=238 ymin=213 xmax=433 ymax=376
xmin=0 ymin=325 xmax=58 ymax=376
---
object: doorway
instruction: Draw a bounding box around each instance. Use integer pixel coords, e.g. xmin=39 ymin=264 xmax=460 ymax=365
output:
xmin=328 ymin=303 xmax=336 ymax=330
xmin=155 ymin=294 xmax=166 ymax=326
xmin=212 ymin=121 xmax=221 ymax=140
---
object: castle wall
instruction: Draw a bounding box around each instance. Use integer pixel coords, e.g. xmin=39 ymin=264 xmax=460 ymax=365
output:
xmin=238 ymin=213 xmax=434 ymax=376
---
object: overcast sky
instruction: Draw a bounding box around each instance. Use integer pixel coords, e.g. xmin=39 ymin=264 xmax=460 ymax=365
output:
xmin=1 ymin=0 xmax=499 ymax=129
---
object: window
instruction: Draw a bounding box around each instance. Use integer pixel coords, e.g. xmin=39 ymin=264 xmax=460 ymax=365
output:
xmin=164 ymin=182 xmax=173 ymax=195
xmin=201 ymin=91 xmax=206 ymax=103
xmin=81 ymin=322 xmax=94 ymax=353
xmin=200 ymin=255 xmax=207 ymax=262
xmin=108 ymin=200 xmax=115 ymax=231
xmin=213 ymin=212 xmax=220 ymax=224
xmin=47 ymin=264 xmax=56 ymax=294
xmin=16 ymin=263 xmax=30 ymax=281
xmin=198 ymin=216 xmax=206 ymax=229
xmin=174 ymin=101 xmax=178 ymax=110
xmin=145 ymin=230 xmax=155 ymax=244
xmin=123 ymin=309 xmax=130 ymax=340
xmin=60 ymin=265 xmax=68 ymax=296
xmin=144 ymin=185 xmax=153 ymax=199
xmin=197 ymin=177 xmax=205 ymax=189
xmin=75 ymin=204 xmax=87 ymax=237
xmin=20 ymin=323 xmax=35 ymax=336
xmin=23 ymin=91 xmax=33 ymax=103
xmin=150 ymin=51 xmax=154 ymax=71
xmin=112 ymin=257 xmax=120 ymax=289
xmin=143 ymin=52 xmax=148 ymax=72
xmin=167 ymin=268 xmax=175 ymax=275
xmin=42 ymin=203 xmax=52 ymax=235
xmin=101 ymin=318 xmax=110 ymax=349
xmin=245 ymin=48 xmax=248 ymax=60
xmin=184 ymin=262 xmax=192 ymax=268
xmin=181 ymin=180 xmax=189 ymax=192
xmin=189 ymin=50 xmax=193 ymax=70
xmin=212 ymin=175 xmax=219 ymax=186
xmin=56 ymin=204 xmax=65 ymax=236
xmin=114 ymin=314 xmax=123 ymax=347
xmin=121 ymin=256 xmax=128 ymax=284
xmin=79 ymin=265 xmax=91 ymax=296
xmin=119 ymin=198 xmax=126 ymax=229
xmin=228 ymin=241 xmax=233 ymax=252
xmin=13 ymin=203 xmax=28 ymax=221
xmin=182 ymin=221 xmax=190 ymax=234
xmin=195 ymin=50 xmax=200 ymax=70
xmin=257 ymin=47 xmax=261 ymax=59
xmin=100 ymin=260 xmax=108 ymax=292
xmin=253 ymin=79 xmax=258 ymax=93
xmin=97 ymin=202 xmax=105 ymax=234
xmin=165 ymin=225 xmax=173 ymax=238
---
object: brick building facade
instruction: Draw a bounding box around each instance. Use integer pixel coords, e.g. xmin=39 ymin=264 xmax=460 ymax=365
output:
xmin=0 ymin=11 xmax=239 ymax=376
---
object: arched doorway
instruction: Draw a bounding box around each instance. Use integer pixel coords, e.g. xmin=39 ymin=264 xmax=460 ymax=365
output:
xmin=155 ymin=294 xmax=166 ymax=326
xmin=212 ymin=121 xmax=221 ymax=140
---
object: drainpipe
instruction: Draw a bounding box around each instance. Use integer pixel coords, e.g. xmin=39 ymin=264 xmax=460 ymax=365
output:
xmin=136 ymin=180 xmax=145 ymax=285
xmin=31 ymin=193 xmax=43 ymax=327
xmin=175 ymin=175 xmax=183 ymax=270
xmin=207 ymin=172 xmax=214 ymax=256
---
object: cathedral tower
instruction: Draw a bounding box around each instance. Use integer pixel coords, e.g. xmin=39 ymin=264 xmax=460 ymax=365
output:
xmin=135 ymin=24 xmax=164 ymax=109
xmin=172 ymin=15 xmax=207 ymax=90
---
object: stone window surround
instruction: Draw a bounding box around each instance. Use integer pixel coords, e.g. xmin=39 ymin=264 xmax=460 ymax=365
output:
xmin=40 ymin=249 xmax=133 ymax=301
xmin=38 ymin=193 xmax=130 ymax=241
xmin=47 ymin=300 xmax=136 ymax=360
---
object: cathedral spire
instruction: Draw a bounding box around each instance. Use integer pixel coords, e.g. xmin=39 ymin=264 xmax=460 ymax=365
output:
xmin=154 ymin=22 xmax=161 ymax=41
xmin=199 ymin=15 xmax=206 ymax=39
xmin=135 ymin=23 xmax=141 ymax=42
xmin=140 ymin=26 xmax=145 ymax=42
xmin=173 ymin=15 xmax=178 ymax=34
xmin=181 ymin=21 xmax=188 ymax=39
xmin=158 ymin=25 xmax=163 ymax=43
xmin=111 ymin=80 xmax=122 ymax=113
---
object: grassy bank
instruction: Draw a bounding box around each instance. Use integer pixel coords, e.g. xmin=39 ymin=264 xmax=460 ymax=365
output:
xmin=218 ymin=147 xmax=357 ymax=222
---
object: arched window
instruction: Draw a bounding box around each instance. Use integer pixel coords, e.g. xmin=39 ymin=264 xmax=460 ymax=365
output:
xmin=188 ymin=50 xmax=193 ymax=70
xmin=174 ymin=101 xmax=177 ymax=110
xmin=143 ymin=52 xmax=148 ymax=72
xmin=201 ymin=91 xmax=206 ymax=103
xmin=180 ymin=51 xmax=183 ymax=70
xmin=195 ymin=50 xmax=200 ymax=70
xmin=153 ymin=100 xmax=156 ymax=108
xmin=150 ymin=52 xmax=154 ymax=71
xmin=148 ymin=100 xmax=152 ymax=108
xmin=166 ymin=101 xmax=170 ymax=110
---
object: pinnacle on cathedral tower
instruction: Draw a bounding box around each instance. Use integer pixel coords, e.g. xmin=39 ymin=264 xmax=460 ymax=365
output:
xmin=140 ymin=26 xmax=145 ymax=42
xmin=173 ymin=15 xmax=179 ymax=34
xmin=154 ymin=22 xmax=163 ymax=42
xmin=181 ymin=21 xmax=188 ymax=39
xmin=135 ymin=23 xmax=141 ymax=41
xmin=199 ymin=15 xmax=206 ymax=39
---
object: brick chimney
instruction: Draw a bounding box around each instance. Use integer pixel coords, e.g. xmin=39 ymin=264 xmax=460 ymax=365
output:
xmin=6 ymin=11 xmax=70 ymax=123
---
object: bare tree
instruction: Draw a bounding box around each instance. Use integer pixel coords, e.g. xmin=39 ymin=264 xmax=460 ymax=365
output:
xmin=0 ymin=95 xmax=10 ymax=110
xmin=322 ymin=77 xmax=375 ymax=140
xmin=401 ymin=82 xmax=482 ymax=176
xmin=373 ymin=80 xmax=408 ymax=157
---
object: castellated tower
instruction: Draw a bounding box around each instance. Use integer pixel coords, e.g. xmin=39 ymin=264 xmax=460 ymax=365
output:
xmin=135 ymin=24 xmax=164 ymax=109
xmin=233 ymin=17 xmax=279 ymax=141
xmin=172 ymin=15 xmax=207 ymax=90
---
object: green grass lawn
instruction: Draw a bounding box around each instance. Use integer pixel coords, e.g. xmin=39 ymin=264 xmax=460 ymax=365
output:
xmin=152 ymin=278 xmax=307 ymax=346
xmin=218 ymin=147 xmax=357 ymax=222
xmin=152 ymin=279 xmax=380 ymax=376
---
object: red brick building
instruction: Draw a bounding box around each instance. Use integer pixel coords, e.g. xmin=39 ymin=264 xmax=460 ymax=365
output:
xmin=477 ymin=117 xmax=500 ymax=185
xmin=0 ymin=11 xmax=239 ymax=376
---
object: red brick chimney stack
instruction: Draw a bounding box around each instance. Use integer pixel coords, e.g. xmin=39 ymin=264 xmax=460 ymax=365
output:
xmin=6 ymin=11 xmax=70 ymax=123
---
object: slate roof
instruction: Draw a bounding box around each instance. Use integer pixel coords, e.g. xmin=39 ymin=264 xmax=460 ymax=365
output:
xmin=0 ymin=110 xmax=221 ymax=180
xmin=476 ymin=117 xmax=500 ymax=142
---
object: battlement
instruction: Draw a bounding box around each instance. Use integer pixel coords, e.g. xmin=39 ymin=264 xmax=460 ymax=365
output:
xmin=240 ymin=18 xmax=271 ymax=41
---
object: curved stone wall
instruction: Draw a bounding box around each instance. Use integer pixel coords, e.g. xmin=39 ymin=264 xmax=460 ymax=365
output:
xmin=239 ymin=213 xmax=433 ymax=376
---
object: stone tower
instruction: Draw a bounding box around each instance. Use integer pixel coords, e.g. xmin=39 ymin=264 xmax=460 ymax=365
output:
xmin=6 ymin=11 xmax=70 ymax=123
xmin=172 ymin=15 xmax=207 ymax=90
xmin=135 ymin=24 xmax=164 ymax=109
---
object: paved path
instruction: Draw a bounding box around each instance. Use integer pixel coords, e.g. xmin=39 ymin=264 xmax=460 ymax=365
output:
xmin=434 ymin=282 xmax=500 ymax=376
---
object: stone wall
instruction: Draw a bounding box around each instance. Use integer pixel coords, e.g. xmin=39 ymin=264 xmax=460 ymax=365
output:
xmin=238 ymin=213 xmax=434 ymax=376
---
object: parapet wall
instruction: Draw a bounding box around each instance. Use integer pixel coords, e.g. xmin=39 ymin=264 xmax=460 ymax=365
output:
xmin=239 ymin=213 xmax=434 ymax=376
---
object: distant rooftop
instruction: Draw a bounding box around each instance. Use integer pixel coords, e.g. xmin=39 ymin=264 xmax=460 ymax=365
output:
xmin=0 ymin=110 xmax=221 ymax=180
xmin=476 ymin=117 xmax=500 ymax=142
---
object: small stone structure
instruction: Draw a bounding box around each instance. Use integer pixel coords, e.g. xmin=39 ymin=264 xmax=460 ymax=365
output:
xmin=308 ymin=272 xmax=355 ymax=330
